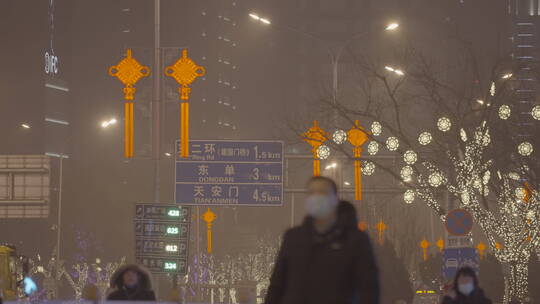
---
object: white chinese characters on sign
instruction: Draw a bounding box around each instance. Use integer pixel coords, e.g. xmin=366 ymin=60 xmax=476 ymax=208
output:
xmin=194 ymin=186 xmax=205 ymax=197
xmin=198 ymin=165 xmax=209 ymax=176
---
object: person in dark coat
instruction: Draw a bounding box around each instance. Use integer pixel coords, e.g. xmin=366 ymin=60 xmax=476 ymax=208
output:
xmin=107 ymin=264 xmax=156 ymax=301
xmin=264 ymin=176 xmax=379 ymax=304
xmin=442 ymin=266 xmax=491 ymax=304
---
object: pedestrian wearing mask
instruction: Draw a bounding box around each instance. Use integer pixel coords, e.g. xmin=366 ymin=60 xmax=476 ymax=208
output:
xmin=107 ymin=264 xmax=156 ymax=301
xmin=442 ymin=267 xmax=491 ymax=304
xmin=264 ymin=176 xmax=379 ymax=304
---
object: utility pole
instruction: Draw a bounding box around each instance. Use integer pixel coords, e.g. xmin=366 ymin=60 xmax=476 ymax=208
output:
xmin=152 ymin=0 xmax=161 ymax=204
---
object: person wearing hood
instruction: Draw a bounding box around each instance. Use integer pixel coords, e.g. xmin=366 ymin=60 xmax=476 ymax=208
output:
xmin=264 ymin=176 xmax=380 ymax=304
xmin=442 ymin=267 xmax=491 ymax=304
xmin=107 ymin=264 xmax=156 ymax=301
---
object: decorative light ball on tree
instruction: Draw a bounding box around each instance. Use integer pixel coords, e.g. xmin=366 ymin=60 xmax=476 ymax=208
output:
xmin=428 ymin=172 xmax=444 ymax=187
xmin=367 ymin=141 xmax=379 ymax=155
xmin=371 ymin=121 xmax=382 ymax=136
xmin=404 ymin=190 xmax=415 ymax=204
xmin=316 ymin=144 xmax=331 ymax=160
xmin=532 ymin=105 xmax=540 ymax=120
xmin=437 ymin=117 xmax=452 ymax=132
xmin=490 ymin=81 xmax=496 ymax=96
xmin=418 ymin=132 xmax=432 ymax=146
xmin=499 ymin=105 xmax=511 ymax=120
xmin=518 ymin=142 xmax=533 ymax=156
xmin=403 ymin=150 xmax=418 ymax=165
xmin=527 ymin=211 xmax=535 ymax=221
xmin=362 ymin=161 xmax=375 ymax=176
xmin=332 ymin=129 xmax=347 ymax=145
xmin=386 ymin=137 xmax=399 ymax=151
xmin=460 ymin=128 xmax=468 ymax=142
xmin=400 ymin=166 xmax=413 ymax=182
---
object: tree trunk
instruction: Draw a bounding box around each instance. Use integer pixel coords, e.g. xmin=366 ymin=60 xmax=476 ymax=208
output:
xmin=504 ymin=259 xmax=529 ymax=304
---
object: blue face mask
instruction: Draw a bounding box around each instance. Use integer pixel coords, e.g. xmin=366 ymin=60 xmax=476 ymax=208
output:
xmin=305 ymin=194 xmax=338 ymax=219
xmin=458 ymin=283 xmax=474 ymax=296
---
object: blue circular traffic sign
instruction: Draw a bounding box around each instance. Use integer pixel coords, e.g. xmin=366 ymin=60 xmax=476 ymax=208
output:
xmin=445 ymin=209 xmax=473 ymax=236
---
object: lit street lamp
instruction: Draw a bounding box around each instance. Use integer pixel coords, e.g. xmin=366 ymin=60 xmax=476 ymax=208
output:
xmin=101 ymin=118 xmax=118 ymax=129
xmin=249 ymin=13 xmax=271 ymax=25
xmin=385 ymin=66 xmax=405 ymax=76
xmin=249 ymin=12 xmax=399 ymax=106
xmin=386 ymin=23 xmax=400 ymax=31
xmin=325 ymin=162 xmax=338 ymax=170
xmin=21 ymin=123 xmax=31 ymax=129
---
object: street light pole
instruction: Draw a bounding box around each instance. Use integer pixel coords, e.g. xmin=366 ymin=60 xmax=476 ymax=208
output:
xmin=250 ymin=15 xmax=397 ymax=110
xmin=152 ymin=0 xmax=161 ymax=204
xmin=56 ymin=152 xmax=64 ymax=263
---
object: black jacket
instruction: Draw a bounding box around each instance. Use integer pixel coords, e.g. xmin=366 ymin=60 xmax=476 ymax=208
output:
xmin=107 ymin=264 xmax=156 ymax=301
xmin=265 ymin=201 xmax=379 ymax=304
xmin=442 ymin=288 xmax=492 ymax=304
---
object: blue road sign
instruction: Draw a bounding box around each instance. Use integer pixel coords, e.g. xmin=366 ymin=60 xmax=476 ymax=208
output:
xmin=445 ymin=209 xmax=473 ymax=236
xmin=175 ymin=140 xmax=284 ymax=206
xmin=443 ymin=247 xmax=479 ymax=281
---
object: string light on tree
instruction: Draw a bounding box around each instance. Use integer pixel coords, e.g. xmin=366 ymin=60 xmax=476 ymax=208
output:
xmin=418 ymin=132 xmax=432 ymax=145
xmin=460 ymin=128 xmax=468 ymax=142
xmin=515 ymin=187 xmax=527 ymax=201
xmin=386 ymin=137 xmax=399 ymax=151
xmin=482 ymin=171 xmax=491 ymax=186
xmin=509 ymin=172 xmax=520 ymax=181
xmin=499 ymin=105 xmax=511 ymax=120
xmin=437 ymin=117 xmax=452 ymax=132
xmin=394 ymin=123 xmax=538 ymax=301
xmin=475 ymin=129 xmax=491 ymax=147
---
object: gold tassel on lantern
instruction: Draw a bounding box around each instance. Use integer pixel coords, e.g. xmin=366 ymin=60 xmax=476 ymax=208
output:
xmin=181 ymin=102 xmax=190 ymax=158
xmin=348 ymin=121 xmax=368 ymax=201
xmin=420 ymin=239 xmax=430 ymax=261
xmin=376 ymin=220 xmax=386 ymax=245
xmin=476 ymin=242 xmax=486 ymax=260
xmin=165 ymin=49 xmax=205 ymax=158
xmin=124 ymin=102 xmax=135 ymax=158
xmin=354 ymin=147 xmax=362 ymax=200
xmin=313 ymin=158 xmax=321 ymax=176
xmin=201 ymin=208 xmax=216 ymax=254
xmin=109 ymin=49 xmax=150 ymax=158
xmin=302 ymin=120 xmax=327 ymax=177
